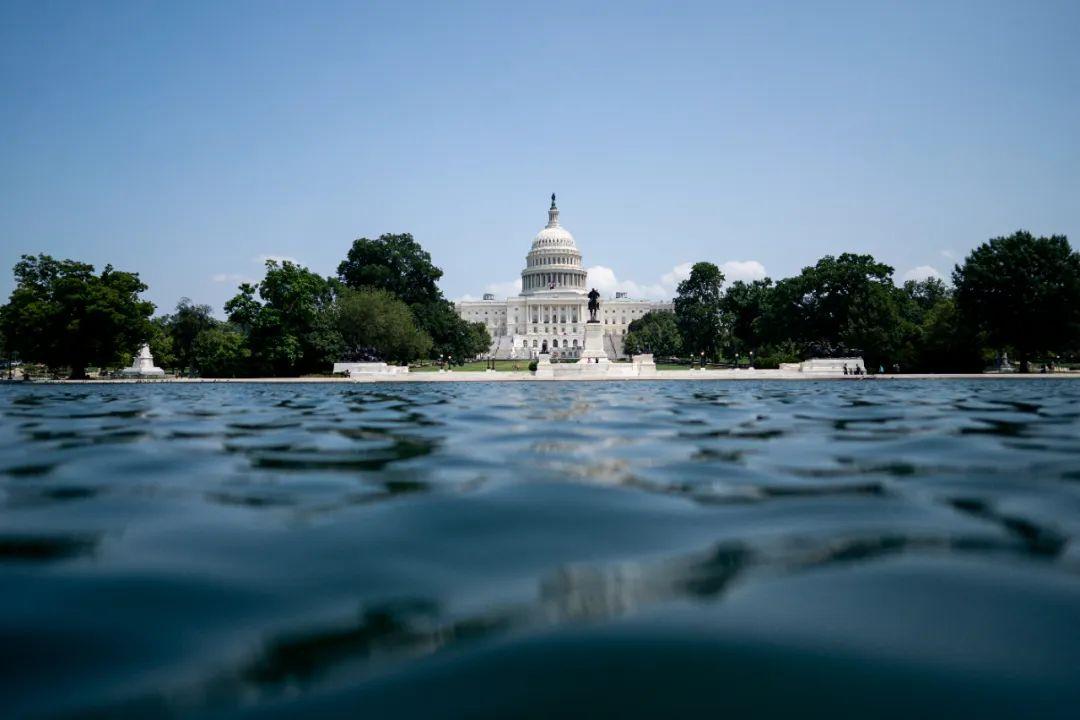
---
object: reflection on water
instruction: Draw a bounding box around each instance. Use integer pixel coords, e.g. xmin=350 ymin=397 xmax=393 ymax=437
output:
xmin=2 ymin=381 xmax=1080 ymax=718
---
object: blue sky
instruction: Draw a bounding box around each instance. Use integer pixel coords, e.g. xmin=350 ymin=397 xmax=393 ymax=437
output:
xmin=2 ymin=1 xmax=1078 ymax=313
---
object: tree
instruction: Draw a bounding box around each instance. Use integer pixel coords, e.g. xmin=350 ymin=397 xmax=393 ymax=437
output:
xmin=147 ymin=316 xmax=177 ymax=370
xmin=225 ymin=260 xmax=342 ymax=376
xmin=192 ymin=325 xmax=250 ymax=377
xmin=953 ymin=231 xmax=1080 ymax=369
xmin=760 ymin=253 xmax=902 ymax=368
xmin=912 ymin=295 xmax=985 ymax=373
xmin=0 ymin=254 xmax=154 ymax=378
xmin=336 ymin=287 xmax=432 ymax=363
xmin=161 ymin=298 xmax=216 ymax=372
xmin=624 ymin=310 xmax=682 ymax=357
xmin=673 ymin=262 xmax=726 ymax=360
xmin=411 ymin=299 xmax=491 ymax=364
xmin=464 ymin=320 xmax=493 ymax=361
xmin=337 ymin=233 xmax=444 ymax=308
xmin=900 ymin=277 xmax=949 ymax=322
xmin=337 ymin=233 xmax=494 ymax=363
xmin=720 ymin=279 xmax=773 ymax=353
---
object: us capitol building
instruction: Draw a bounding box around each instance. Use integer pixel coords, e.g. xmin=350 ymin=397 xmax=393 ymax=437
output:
xmin=455 ymin=195 xmax=672 ymax=360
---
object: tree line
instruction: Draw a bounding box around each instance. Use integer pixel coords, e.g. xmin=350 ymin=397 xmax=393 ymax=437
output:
xmin=624 ymin=230 xmax=1080 ymax=372
xmin=3 ymin=229 xmax=1078 ymax=377
xmin=0 ymin=234 xmax=490 ymax=378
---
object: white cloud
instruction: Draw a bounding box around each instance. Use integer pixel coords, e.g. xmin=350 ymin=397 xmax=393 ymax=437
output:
xmin=456 ymin=278 xmax=523 ymax=302
xmin=586 ymin=265 xmax=619 ymax=295
xmin=719 ymin=260 xmax=767 ymax=283
xmin=902 ymin=265 xmax=943 ymax=282
xmin=660 ymin=262 xmax=693 ymax=290
xmin=485 ymin=278 xmax=522 ymax=299
xmin=254 ymin=254 xmax=299 ymax=266
xmin=939 ymin=249 xmax=958 ymax=261
xmin=211 ymin=272 xmax=254 ymax=284
xmin=586 ymin=265 xmax=670 ymax=301
xmin=586 ymin=259 xmax=768 ymax=301
xmin=212 ymin=253 xmax=303 ymax=288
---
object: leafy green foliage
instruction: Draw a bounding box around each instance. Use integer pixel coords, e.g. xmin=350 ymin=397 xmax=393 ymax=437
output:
xmin=910 ymin=295 xmax=984 ymax=373
xmin=337 ymin=233 xmax=492 ymax=362
xmin=750 ymin=341 xmax=801 ymax=369
xmin=953 ymin=231 xmax=1080 ymax=367
xmin=673 ymin=262 xmax=727 ymax=360
xmin=900 ymin=278 xmax=949 ymax=323
xmin=0 ymin=254 xmax=155 ymax=378
xmin=760 ymin=253 xmax=902 ymax=368
xmin=158 ymin=298 xmax=216 ymax=372
xmin=225 ymin=260 xmax=342 ymax=376
xmin=336 ymin=287 xmax=432 ymax=363
xmin=464 ymin=321 xmax=493 ymax=361
xmin=192 ymin=324 xmax=250 ymax=377
xmin=147 ymin=316 xmax=176 ymax=370
xmin=337 ymin=233 xmax=444 ymax=308
xmin=624 ymin=310 xmax=682 ymax=356
xmin=412 ymin=300 xmax=491 ymax=363
xmin=721 ymin=279 xmax=773 ymax=353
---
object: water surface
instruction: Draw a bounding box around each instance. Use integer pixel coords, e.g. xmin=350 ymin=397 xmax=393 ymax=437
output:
xmin=2 ymin=380 xmax=1079 ymax=718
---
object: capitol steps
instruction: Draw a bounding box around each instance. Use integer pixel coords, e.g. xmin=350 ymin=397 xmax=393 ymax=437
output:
xmin=605 ymin=333 xmax=625 ymax=359
xmin=490 ymin=334 xmax=516 ymax=359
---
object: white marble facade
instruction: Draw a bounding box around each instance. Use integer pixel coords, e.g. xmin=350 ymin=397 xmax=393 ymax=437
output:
xmin=456 ymin=196 xmax=672 ymax=359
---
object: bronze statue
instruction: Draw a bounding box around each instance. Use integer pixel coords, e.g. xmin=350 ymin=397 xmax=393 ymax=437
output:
xmin=551 ymin=192 xmax=556 ymax=208
xmin=587 ymin=287 xmax=600 ymax=323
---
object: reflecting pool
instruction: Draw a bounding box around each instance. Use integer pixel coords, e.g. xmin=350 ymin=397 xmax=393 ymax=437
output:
xmin=2 ymin=380 xmax=1079 ymax=718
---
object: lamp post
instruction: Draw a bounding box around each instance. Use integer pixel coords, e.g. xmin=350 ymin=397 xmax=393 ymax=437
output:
xmin=699 ymin=351 xmax=705 ymax=370
xmin=749 ymin=350 xmax=754 ymax=370
xmin=735 ymin=352 xmax=740 ymax=370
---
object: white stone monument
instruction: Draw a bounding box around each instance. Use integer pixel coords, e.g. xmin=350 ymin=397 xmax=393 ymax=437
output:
xmin=798 ymin=357 xmax=866 ymax=375
xmin=534 ymin=353 xmax=554 ymax=378
xmin=332 ymin=362 xmax=410 ymax=378
xmin=577 ymin=322 xmax=610 ymax=368
xmin=120 ymin=344 xmax=166 ymax=378
xmin=632 ymin=353 xmax=657 ymax=376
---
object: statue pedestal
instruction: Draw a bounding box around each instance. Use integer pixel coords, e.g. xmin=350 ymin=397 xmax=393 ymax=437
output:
xmin=120 ymin=344 xmax=165 ymax=378
xmin=535 ymin=353 xmax=554 ymax=378
xmin=632 ymin=353 xmax=656 ymax=376
xmin=577 ymin=322 xmax=609 ymax=366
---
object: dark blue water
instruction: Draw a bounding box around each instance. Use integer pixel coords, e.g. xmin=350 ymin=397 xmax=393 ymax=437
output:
xmin=2 ymin=380 xmax=1079 ymax=718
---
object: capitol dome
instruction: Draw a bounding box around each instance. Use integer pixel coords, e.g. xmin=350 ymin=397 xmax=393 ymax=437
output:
xmin=532 ymin=225 xmax=576 ymax=248
xmin=531 ymin=198 xmax=576 ymax=249
xmin=520 ymin=194 xmax=587 ymax=296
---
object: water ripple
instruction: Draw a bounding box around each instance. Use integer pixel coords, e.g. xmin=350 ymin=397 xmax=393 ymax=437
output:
xmin=2 ymin=380 xmax=1080 ymax=717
